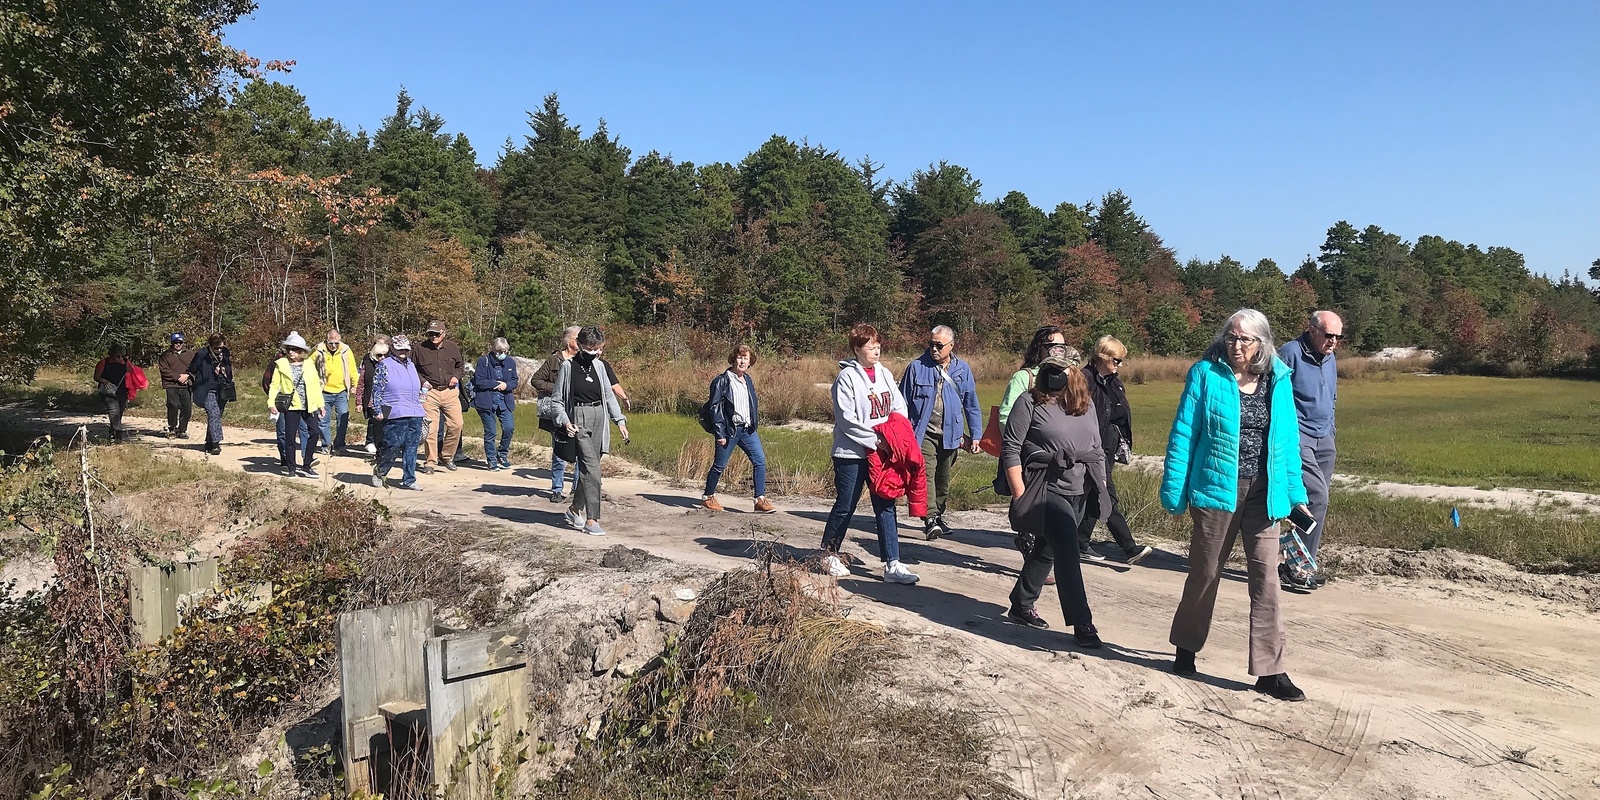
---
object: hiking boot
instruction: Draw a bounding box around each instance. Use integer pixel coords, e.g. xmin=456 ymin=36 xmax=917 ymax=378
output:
xmin=923 ymin=518 xmax=941 ymax=540
xmin=883 ymin=560 xmax=920 ymax=585
xmin=821 ymin=555 xmax=851 ymax=578
xmin=1080 ymin=547 xmax=1107 ymax=562
xmin=1007 ymin=606 xmax=1049 ymax=628
xmin=1124 ymin=545 xmax=1153 ymax=565
xmin=564 ymin=509 xmax=585 ymax=531
xmin=1279 ymin=563 xmax=1316 ymax=591
xmin=753 ymin=497 xmax=777 ymax=514
xmin=933 ymin=514 xmax=953 ymax=538
xmin=1254 ymin=673 xmax=1306 ymax=702
xmin=549 ymin=491 xmax=568 ymax=504
xmin=1073 ymin=623 xmax=1103 ymax=649
xmin=702 ymin=496 xmax=725 ymax=512
xmin=1174 ymin=648 xmax=1197 ymax=676
xmin=582 ymin=520 xmax=606 ymax=536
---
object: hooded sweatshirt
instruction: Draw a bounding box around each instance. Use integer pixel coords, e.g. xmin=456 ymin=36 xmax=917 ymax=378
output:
xmin=831 ymin=359 xmax=907 ymax=459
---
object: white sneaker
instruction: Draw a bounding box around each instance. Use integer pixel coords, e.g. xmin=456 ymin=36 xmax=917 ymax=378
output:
xmin=364 ymin=442 xmax=377 ymax=455
xmin=884 ymin=560 xmax=920 ymax=585
xmin=822 ymin=555 xmax=850 ymax=578
xmin=564 ymin=510 xmax=584 ymax=530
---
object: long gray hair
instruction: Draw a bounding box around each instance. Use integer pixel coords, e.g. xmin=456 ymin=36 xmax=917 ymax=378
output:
xmin=1203 ymin=308 xmax=1276 ymax=375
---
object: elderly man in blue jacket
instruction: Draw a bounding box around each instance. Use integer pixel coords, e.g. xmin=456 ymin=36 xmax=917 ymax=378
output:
xmin=900 ymin=325 xmax=983 ymax=540
xmin=1278 ymin=310 xmax=1343 ymax=587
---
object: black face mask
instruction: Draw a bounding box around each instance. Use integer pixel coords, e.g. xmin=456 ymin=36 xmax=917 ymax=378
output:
xmin=574 ymin=351 xmax=597 ymax=367
xmin=1038 ymin=368 xmax=1069 ymax=394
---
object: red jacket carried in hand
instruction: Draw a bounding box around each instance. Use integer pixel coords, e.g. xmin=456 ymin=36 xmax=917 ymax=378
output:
xmin=867 ymin=412 xmax=928 ymax=517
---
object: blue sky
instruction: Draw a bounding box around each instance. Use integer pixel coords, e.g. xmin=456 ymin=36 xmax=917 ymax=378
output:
xmin=225 ymin=1 xmax=1598 ymax=278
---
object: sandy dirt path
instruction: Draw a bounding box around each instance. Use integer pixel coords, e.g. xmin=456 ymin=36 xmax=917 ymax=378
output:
xmin=41 ymin=416 xmax=1600 ymax=799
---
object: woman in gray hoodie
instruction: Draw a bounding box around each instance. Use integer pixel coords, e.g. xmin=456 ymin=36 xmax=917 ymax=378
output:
xmin=818 ymin=324 xmax=919 ymax=585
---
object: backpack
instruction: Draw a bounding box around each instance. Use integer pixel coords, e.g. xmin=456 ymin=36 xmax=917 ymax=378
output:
xmin=697 ymin=400 xmax=717 ymax=435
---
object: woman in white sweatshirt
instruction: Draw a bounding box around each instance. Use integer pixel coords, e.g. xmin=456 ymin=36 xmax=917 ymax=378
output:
xmin=819 ymin=324 xmax=920 ymax=585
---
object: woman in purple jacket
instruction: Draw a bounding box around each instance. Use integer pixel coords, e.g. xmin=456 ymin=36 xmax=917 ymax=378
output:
xmin=371 ymin=335 xmax=427 ymax=490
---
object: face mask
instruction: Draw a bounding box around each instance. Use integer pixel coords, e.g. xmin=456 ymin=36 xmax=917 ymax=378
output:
xmin=394 ymin=351 xmax=409 ymax=361
xmin=493 ymin=352 xmax=507 ymax=361
xmin=582 ymin=349 xmax=601 ymax=357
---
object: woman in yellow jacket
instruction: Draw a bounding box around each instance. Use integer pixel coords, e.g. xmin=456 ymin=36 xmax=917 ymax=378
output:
xmin=267 ymin=332 xmax=327 ymax=478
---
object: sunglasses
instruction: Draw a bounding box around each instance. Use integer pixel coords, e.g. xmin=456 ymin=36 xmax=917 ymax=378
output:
xmin=1111 ymin=358 xmax=1124 ymax=366
xmin=1318 ymin=331 xmax=1345 ymax=341
xmin=929 ymin=341 xmax=951 ymax=351
xmin=1047 ymin=342 xmax=1067 ymax=350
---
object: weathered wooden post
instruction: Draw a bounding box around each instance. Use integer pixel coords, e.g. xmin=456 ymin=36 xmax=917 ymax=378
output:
xmin=424 ymin=625 xmax=531 ymax=798
xmin=128 ymin=558 xmax=219 ymax=645
xmin=337 ymin=600 xmax=434 ymax=797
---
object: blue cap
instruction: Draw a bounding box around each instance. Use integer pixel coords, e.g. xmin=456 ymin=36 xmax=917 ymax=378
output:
xmin=170 ymin=332 xmax=185 ymax=343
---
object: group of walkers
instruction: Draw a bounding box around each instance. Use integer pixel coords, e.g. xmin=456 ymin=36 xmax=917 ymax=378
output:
xmin=95 ymin=304 xmax=1345 ymax=701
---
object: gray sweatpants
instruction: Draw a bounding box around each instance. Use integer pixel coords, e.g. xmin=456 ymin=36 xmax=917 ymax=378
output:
xmin=1170 ymin=477 xmax=1286 ymax=677
xmin=1298 ymin=432 xmax=1336 ymax=558
xmin=568 ymin=403 xmax=607 ymax=521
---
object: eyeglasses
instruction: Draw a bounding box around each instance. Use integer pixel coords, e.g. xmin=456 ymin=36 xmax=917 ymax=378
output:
xmin=427 ymin=332 xmax=443 ymax=338
xmin=1317 ymin=330 xmax=1345 ymax=341
xmin=1223 ymin=335 xmax=1257 ymax=346
xmin=929 ymin=341 xmax=951 ymax=351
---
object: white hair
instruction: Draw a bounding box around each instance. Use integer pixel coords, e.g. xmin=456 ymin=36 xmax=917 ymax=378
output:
xmin=1204 ymin=308 xmax=1276 ymax=375
xmin=562 ymin=325 xmax=581 ymax=347
xmin=1309 ymin=310 xmax=1341 ymax=330
xmin=492 ymin=337 xmax=510 ymax=352
xmin=930 ymin=325 xmax=955 ymax=339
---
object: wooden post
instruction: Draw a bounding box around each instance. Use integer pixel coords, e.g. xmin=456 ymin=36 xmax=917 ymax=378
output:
xmin=127 ymin=559 xmax=220 ymax=645
xmin=424 ymin=625 xmax=530 ymax=799
xmin=337 ymin=600 xmax=434 ymax=797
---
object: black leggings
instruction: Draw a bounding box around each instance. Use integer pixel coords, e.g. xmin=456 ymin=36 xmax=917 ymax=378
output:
xmin=281 ymin=409 xmax=321 ymax=469
xmin=1010 ymin=491 xmax=1094 ymax=627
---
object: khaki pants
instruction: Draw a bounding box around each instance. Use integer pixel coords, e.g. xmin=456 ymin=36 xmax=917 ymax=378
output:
xmin=422 ymin=387 xmax=463 ymax=466
xmin=1169 ymin=477 xmax=1286 ymax=676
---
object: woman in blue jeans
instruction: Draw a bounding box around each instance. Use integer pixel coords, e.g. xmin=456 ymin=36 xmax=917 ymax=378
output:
xmin=472 ymin=338 xmax=519 ymax=471
xmin=701 ymin=345 xmax=777 ymax=514
xmin=819 ymin=324 xmax=919 ymax=585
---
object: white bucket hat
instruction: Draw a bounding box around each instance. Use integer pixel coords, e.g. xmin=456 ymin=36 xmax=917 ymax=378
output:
xmin=281 ymin=331 xmax=311 ymax=352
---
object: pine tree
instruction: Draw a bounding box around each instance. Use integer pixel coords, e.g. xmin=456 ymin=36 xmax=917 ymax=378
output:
xmin=495 ymin=277 xmax=564 ymax=358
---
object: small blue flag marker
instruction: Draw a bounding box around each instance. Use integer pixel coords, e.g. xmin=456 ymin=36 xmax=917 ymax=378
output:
xmin=1450 ymin=507 xmax=1461 ymax=528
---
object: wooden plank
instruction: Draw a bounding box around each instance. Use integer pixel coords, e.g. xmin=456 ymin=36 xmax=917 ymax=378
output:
xmin=346 ymin=714 xmax=385 ymax=762
xmin=127 ymin=559 xmax=219 ymax=645
xmin=441 ymin=626 xmax=528 ymax=681
xmin=337 ymin=600 xmax=433 ymax=796
xmin=425 ymin=629 xmax=530 ymax=799
xmin=128 ymin=566 xmax=163 ymax=645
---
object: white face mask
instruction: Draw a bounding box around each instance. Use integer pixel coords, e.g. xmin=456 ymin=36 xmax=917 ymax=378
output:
xmin=582 ymin=349 xmax=601 ymax=357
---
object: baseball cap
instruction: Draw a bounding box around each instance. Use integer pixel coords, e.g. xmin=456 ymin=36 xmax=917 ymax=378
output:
xmin=170 ymin=332 xmax=185 ymax=343
xmin=425 ymin=320 xmax=446 ymax=334
xmin=391 ymin=335 xmax=412 ymax=351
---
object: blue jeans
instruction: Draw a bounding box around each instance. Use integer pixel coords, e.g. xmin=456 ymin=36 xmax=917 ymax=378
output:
xmin=479 ymin=408 xmax=515 ymax=468
xmin=703 ymin=427 xmax=767 ymax=498
xmin=552 ymin=439 xmax=580 ymax=493
xmin=276 ymin=412 xmax=311 ymax=464
xmin=320 ymin=390 xmax=350 ymax=450
xmin=378 ymin=417 xmax=424 ymax=487
xmin=821 ymin=456 xmax=900 ymax=563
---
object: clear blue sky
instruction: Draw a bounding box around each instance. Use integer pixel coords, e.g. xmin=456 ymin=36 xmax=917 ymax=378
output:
xmin=225 ymin=0 xmax=1598 ymax=279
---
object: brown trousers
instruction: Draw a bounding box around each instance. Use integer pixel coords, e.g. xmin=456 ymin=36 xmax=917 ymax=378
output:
xmin=1169 ymin=477 xmax=1286 ymax=676
xmin=422 ymin=387 xmax=463 ymax=466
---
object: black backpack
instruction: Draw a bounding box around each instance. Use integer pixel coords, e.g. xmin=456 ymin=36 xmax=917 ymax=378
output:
xmin=697 ymin=399 xmax=717 ymax=435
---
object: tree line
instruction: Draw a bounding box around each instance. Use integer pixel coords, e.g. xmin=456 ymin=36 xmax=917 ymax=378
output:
xmin=5 ymin=4 xmax=1598 ymax=381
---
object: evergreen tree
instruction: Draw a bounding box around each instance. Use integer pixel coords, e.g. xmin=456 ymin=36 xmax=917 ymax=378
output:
xmin=1088 ymin=189 xmax=1150 ymax=274
xmin=495 ymin=277 xmax=563 ymax=358
xmin=365 ymin=89 xmax=494 ymax=248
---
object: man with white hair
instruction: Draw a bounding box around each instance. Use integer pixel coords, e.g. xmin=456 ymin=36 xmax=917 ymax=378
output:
xmin=899 ymin=325 xmax=983 ymax=539
xmin=1278 ymin=310 xmax=1344 ymax=588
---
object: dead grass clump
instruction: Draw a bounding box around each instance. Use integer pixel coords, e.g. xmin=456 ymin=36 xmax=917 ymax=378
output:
xmin=1336 ymin=354 xmax=1435 ymax=380
xmin=671 ymin=438 xmax=833 ymax=499
xmin=541 ymin=556 xmax=1021 ymax=799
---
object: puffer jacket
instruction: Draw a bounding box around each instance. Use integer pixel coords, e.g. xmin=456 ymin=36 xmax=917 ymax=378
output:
xmin=866 ymin=412 xmax=928 ymax=517
xmin=1160 ymin=355 xmax=1309 ymax=520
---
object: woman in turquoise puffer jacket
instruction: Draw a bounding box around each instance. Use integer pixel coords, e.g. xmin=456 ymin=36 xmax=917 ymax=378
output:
xmin=1161 ymin=309 xmax=1311 ymax=702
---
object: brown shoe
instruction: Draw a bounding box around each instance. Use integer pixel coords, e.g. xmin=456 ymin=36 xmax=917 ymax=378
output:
xmin=702 ymin=496 xmax=724 ymax=512
xmin=1043 ymin=572 xmax=1056 ymax=586
xmin=753 ymin=497 xmax=777 ymax=514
